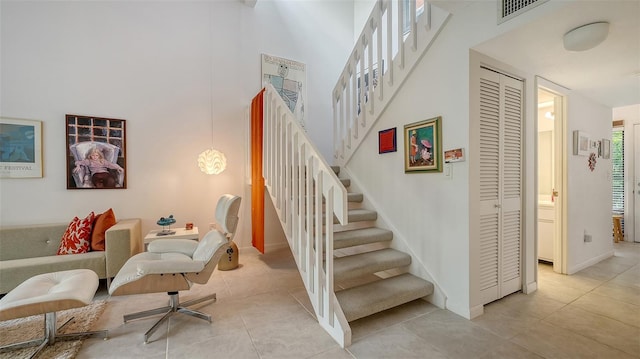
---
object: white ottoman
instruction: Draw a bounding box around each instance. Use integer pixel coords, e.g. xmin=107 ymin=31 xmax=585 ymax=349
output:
xmin=0 ymin=269 xmax=108 ymax=358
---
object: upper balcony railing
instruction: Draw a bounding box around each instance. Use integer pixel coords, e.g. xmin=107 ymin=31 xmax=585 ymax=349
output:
xmin=333 ymin=0 xmax=449 ymax=166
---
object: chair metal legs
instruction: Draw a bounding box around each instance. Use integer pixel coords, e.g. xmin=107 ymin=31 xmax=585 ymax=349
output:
xmin=0 ymin=312 xmax=108 ymax=359
xmin=121 ymin=291 xmax=216 ymax=344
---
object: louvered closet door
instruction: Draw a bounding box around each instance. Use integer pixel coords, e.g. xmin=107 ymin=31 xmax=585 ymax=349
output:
xmin=478 ymin=67 xmax=523 ymax=305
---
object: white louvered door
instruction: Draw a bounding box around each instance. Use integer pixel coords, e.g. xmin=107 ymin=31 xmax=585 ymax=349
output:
xmin=478 ymin=67 xmax=523 ymax=304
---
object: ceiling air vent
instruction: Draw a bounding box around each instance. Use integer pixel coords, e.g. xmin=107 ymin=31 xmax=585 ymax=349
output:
xmin=499 ymin=0 xmax=549 ymax=23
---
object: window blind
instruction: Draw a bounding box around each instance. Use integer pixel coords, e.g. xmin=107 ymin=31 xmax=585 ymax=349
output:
xmin=612 ymin=129 xmax=624 ymax=213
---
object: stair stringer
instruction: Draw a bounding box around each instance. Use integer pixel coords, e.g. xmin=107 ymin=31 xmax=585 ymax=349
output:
xmin=338 ymin=166 xmax=448 ymax=309
xmin=334 ymin=4 xmax=452 ymax=167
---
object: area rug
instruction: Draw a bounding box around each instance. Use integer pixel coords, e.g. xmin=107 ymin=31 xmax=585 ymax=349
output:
xmin=0 ymin=300 xmax=106 ymax=359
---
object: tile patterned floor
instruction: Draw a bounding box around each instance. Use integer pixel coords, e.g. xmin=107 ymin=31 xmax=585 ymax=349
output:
xmin=77 ymin=242 xmax=640 ymax=358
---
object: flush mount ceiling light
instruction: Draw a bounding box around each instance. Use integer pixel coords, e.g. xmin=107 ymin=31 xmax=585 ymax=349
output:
xmin=563 ymin=22 xmax=609 ymax=52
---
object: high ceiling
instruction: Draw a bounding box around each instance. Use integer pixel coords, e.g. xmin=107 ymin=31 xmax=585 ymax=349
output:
xmin=473 ymin=0 xmax=639 ymax=109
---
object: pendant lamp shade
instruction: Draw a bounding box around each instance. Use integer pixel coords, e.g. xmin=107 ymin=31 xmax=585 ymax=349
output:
xmin=198 ymin=148 xmax=227 ymax=175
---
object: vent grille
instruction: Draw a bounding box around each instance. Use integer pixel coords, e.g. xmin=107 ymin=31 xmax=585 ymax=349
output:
xmin=499 ymin=0 xmax=549 ymax=23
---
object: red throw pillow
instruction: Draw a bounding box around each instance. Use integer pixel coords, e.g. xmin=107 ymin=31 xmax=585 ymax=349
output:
xmin=91 ymin=208 xmax=116 ymax=251
xmin=57 ymin=212 xmax=95 ymax=255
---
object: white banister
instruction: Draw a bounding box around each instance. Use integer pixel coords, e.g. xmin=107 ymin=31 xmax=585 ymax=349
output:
xmin=262 ymin=83 xmax=351 ymax=347
xmin=332 ymin=0 xmax=450 ymax=167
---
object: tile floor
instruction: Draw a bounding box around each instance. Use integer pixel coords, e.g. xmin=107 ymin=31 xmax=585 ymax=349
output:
xmin=78 ymin=242 xmax=640 ymax=358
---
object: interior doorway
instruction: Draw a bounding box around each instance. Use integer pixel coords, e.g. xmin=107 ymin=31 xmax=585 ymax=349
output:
xmin=536 ymin=81 xmax=567 ymax=273
xmin=634 ymin=124 xmax=640 ymax=243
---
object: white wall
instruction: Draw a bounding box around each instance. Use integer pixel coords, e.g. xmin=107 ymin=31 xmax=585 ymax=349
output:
xmin=614 ymin=104 xmax=640 ymax=242
xmin=346 ymin=0 xmax=616 ymax=317
xmin=0 ymin=1 xmax=353 ymax=250
xmin=566 ymin=93 xmax=615 ymax=273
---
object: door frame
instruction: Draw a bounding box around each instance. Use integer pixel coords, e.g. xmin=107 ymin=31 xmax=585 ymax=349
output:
xmin=536 ymin=77 xmax=568 ymax=274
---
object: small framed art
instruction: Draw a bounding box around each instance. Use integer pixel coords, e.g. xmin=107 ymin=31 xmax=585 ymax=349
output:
xmin=378 ymin=127 xmax=397 ymax=154
xmin=601 ymin=139 xmax=611 ymax=159
xmin=0 ymin=118 xmax=43 ymax=178
xmin=573 ymin=130 xmax=590 ymax=156
xmin=444 ymin=148 xmax=464 ymax=163
xmin=404 ymin=116 xmax=442 ymax=173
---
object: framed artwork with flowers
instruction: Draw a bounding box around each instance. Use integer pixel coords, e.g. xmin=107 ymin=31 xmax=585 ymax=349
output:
xmin=404 ymin=116 xmax=442 ymax=173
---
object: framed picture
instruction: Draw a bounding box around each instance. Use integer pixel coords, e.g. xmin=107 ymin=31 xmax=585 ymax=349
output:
xmin=261 ymin=53 xmax=306 ymax=129
xmin=0 ymin=118 xmax=43 ymax=178
xmin=444 ymin=148 xmax=464 ymax=163
xmin=602 ymin=138 xmax=611 ymax=159
xmin=378 ymin=127 xmax=397 ymax=154
xmin=573 ymin=130 xmax=590 ymax=156
xmin=66 ymin=114 xmax=127 ymax=189
xmin=404 ymin=116 xmax=442 ymax=173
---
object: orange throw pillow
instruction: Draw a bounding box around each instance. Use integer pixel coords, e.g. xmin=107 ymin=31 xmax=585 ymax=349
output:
xmin=57 ymin=212 xmax=95 ymax=255
xmin=91 ymin=208 xmax=117 ymax=251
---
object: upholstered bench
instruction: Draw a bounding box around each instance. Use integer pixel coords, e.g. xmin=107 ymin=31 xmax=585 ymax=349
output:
xmin=0 ymin=269 xmax=108 ymax=358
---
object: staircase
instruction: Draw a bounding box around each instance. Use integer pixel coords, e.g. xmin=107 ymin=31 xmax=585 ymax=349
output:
xmin=330 ymin=166 xmax=434 ymax=323
xmin=257 ymin=0 xmax=450 ymax=348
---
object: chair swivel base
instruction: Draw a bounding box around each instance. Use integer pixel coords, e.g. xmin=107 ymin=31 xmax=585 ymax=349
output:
xmin=0 ymin=312 xmax=108 ymax=359
xmin=122 ymin=291 xmax=216 ymax=344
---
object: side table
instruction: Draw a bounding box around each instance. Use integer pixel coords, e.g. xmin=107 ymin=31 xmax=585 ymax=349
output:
xmin=144 ymin=227 xmax=199 ymax=249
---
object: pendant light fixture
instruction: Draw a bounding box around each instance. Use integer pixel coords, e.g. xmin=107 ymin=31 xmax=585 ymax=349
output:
xmin=198 ymin=5 xmax=226 ymax=175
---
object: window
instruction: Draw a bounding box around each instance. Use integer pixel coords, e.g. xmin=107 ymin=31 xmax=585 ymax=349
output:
xmin=402 ymin=0 xmax=425 ymax=35
xmin=612 ymin=129 xmax=624 ymax=214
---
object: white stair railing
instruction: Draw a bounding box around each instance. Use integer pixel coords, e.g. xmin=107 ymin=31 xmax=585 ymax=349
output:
xmin=262 ymin=83 xmax=352 ymax=347
xmin=333 ymin=0 xmax=450 ymax=167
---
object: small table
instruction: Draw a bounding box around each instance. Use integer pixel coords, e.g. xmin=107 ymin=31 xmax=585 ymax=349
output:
xmin=144 ymin=227 xmax=199 ymax=247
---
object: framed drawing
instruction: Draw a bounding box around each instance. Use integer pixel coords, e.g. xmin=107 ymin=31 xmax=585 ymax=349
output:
xmin=573 ymin=130 xmax=590 ymax=156
xmin=378 ymin=127 xmax=397 ymax=154
xmin=602 ymin=138 xmax=611 ymax=159
xmin=261 ymin=54 xmax=306 ymax=129
xmin=66 ymin=114 xmax=127 ymax=189
xmin=444 ymin=148 xmax=464 ymax=163
xmin=0 ymin=118 xmax=43 ymax=178
xmin=404 ymin=116 xmax=442 ymax=173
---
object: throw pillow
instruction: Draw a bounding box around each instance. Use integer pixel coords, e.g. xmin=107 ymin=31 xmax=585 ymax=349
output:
xmin=57 ymin=212 xmax=95 ymax=255
xmin=91 ymin=208 xmax=117 ymax=251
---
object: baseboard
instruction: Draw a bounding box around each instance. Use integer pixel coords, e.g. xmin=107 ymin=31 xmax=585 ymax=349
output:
xmin=524 ymin=281 xmax=537 ymax=294
xmin=567 ymin=250 xmax=614 ymax=274
xmin=445 ymin=300 xmax=482 ymax=320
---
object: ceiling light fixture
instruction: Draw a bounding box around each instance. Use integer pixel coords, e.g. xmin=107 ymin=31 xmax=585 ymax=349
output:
xmin=197 ymin=5 xmax=226 ymax=175
xmin=563 ymin=22 xmax=609 ymax=52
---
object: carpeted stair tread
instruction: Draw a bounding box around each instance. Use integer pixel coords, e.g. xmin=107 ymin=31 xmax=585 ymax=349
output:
xmin=347 ymin=192 xmax=363 ymax=203
xmin=334 ymin=248 xmax=411 ymax=282
xmin=332 ymin=209 xmax=377 ymax=224
xmin=319 ymin=192 xmax=363 ymax=203
xmin=340 ymin=178 xmax=351 ymax=187
xmin=334 ymin=227 xmax=393 ymax=249
xmin=331 ymin=166 xmax=340 ymax=175
xmin=336 ymin=273 xmax=434 ymax=322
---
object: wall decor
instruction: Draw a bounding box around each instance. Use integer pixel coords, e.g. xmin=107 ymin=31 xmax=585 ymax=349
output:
xmin=588 ymin=152 xmax=597 ymax=171
xmin=261 ymin=53 xmax=306 ymax=129
xmin=0 ymin=118 xmax=43 ymax=178
xmin=602 ymin=138 xmax=611 ymax=159
xmin=444 ymin=148 xmax=464 ymax=163
xmin=378 ymin=127 xmax=397 ymax=154
xmin=404 ymin=116 xmax=442 ymax=173
xmin=66 ymin=114 xmax=126 ymax=189
xmin=573 ymin=130 xmax=590 ymax=156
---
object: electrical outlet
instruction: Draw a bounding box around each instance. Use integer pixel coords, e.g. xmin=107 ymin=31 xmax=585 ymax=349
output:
xmin=209 ymin=223 xmax=216 ymax=230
